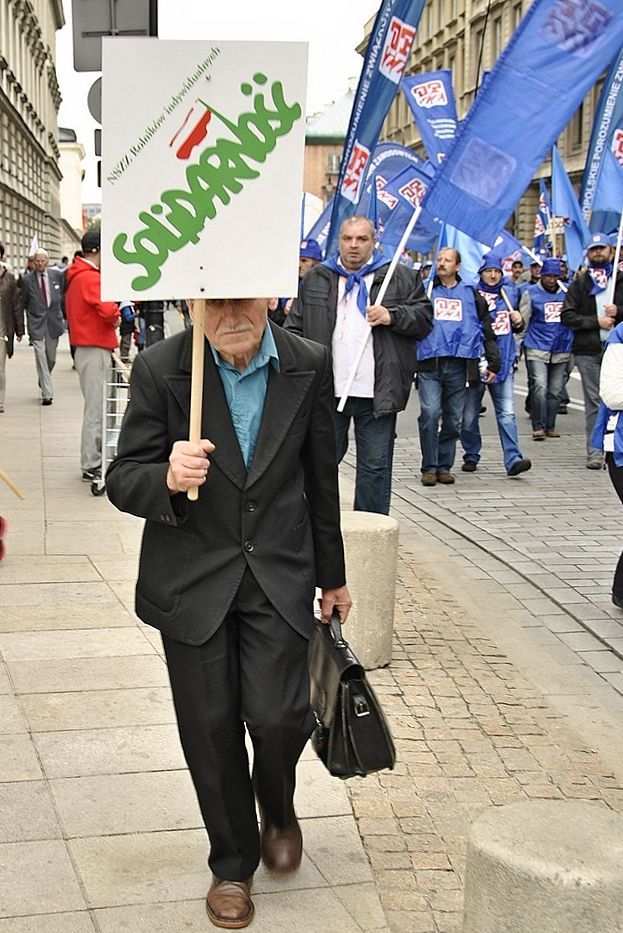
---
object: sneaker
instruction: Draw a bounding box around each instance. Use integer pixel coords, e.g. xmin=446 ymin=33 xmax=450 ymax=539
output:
xmin=545 ymin=429 xmax=560 ymax=438
xmin=612 ymin=593 xmax=623 ymax=610
xmin=479 ymin=406 xmax=487 ymax=416
xmin=586 ymin=455 xmax=604 ymax=470
xmin=507 ymin=458 xmax=532 ymax=477
xmin=82 ymin=469 xmax=102 ymax=483
xmin=421 ymin=471 xmax=437 ymax=486
xmin=462 ymin=461 xmax=478 ymax=472
xmin=0 ymin=515 xmax=6 ymax=561
xmin=557 ymin=405 xmax=568 ymax=414
xmin=437 ymin=472 xmax=456 ymax=484
xmin=41 ymin=398 xmax=53 ymax=406
xmin=532 ymin=428 xmax=546 ymax=441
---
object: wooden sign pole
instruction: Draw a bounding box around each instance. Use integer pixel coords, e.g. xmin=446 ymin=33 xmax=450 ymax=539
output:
xmin=187 ymin=298 xmax=205 ymax=502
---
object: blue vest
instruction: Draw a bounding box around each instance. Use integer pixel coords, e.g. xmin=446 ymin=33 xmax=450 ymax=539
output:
xmin=593 ymin=323 xmax=623 ymax=466
xmin=478 ymin=288 xmax=516 ymax=383
xmin=523 ymin=284 xmax=573 ymax=354
xmin=417 ymin=281 xmax=483 ymax=362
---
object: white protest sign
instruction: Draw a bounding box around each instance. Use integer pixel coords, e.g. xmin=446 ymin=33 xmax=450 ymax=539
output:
xmin=101 ymin=39 xmax=308 ymax=301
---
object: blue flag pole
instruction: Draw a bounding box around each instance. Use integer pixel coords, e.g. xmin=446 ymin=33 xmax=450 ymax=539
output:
xmin=336 ymin=204 xmax=423 ymax=412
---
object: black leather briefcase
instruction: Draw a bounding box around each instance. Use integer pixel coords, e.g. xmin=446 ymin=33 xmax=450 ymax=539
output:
xmin=308 ymin=613 xmax=396 ymax=779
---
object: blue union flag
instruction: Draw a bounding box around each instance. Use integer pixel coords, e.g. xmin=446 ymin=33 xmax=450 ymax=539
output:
xmin=325 ymin=0 xmax=427 ymax=256
xmin=401 ymin=70 xmax=458 ymax=166
xmin=422 ymin=0 xmax=623 ymax=247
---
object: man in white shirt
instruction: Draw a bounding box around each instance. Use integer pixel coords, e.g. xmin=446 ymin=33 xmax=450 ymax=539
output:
xmin=286 ymin=216 xmax=433 ymax=514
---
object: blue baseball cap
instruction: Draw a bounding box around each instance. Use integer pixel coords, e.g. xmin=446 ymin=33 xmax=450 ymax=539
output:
xmin=585 ymin=232 xmax=610 ymax=250
xmin=541 ymin=258 xmax=562 ymax=277
xmin=478 ymin=252 xmax=504 ymax=273
xmin=299 ymin=238 xmax=323 ymax=260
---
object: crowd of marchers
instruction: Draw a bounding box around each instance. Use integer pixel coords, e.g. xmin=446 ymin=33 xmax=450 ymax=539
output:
xmin=2 ymin=223 xmax=623 ymax=512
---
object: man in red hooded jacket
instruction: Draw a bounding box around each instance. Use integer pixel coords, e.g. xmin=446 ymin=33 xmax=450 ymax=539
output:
xmin=65 ymin=231 xmax=120 ymax=482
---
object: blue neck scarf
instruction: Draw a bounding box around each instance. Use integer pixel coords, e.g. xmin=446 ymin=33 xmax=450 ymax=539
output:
xmin=588 ymin=263 xmax=612 ymax=295
xmin=478 ymin=277 xmax=503 ymax=296
xmin=324 ymin=249 xmax=388 ymax=316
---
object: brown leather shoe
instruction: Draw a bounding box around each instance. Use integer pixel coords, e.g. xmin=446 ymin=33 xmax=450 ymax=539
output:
xmin=260 ymin=817 xmax=303 ymax=875
xmin=206 ymin=876 xmax=254 ymax=929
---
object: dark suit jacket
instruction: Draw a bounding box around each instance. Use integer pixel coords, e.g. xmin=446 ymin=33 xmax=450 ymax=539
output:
xmin=106 ymin=322 xmax=346 ymax=645
xmin=20 ymin=268 xmax=65 ymax=341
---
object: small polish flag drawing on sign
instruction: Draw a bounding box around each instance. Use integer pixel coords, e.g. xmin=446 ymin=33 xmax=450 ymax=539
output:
xmin=492 ymin=309 xmax=511 ymax=335
xmin=544 ymin=301 xmax=563 ymax=323
xmin=341 ymin=141 xmax=370 ymax=203
xmin=379 ymin=17 xmax=416 ymax=84
xmin=434 ymin=297 xmax=463 ymax=321
xmin=411 ymin=79 xmax=448 ymax=108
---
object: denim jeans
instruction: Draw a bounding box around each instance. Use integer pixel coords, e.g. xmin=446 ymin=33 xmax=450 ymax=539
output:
xmin=525 ymin=358 xmax=568 ymax=432
xmin=334 ymin=397 xmax=397 ymax=515
xmin=574 ymin=353 xmax=602 ymax=456
xmin=417 ymin=358 xmax=467 ymax=474
xmin=461 ymin=376 xmax=524 ymax=472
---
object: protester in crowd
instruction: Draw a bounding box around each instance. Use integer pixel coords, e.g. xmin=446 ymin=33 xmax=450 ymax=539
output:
xmin=106 ymin=296 xmax=351 ymax=929
xmin=592 ymin=319 xmax=623 ymax=610
xmin=415 ymin=247 xmax=500 ymax=486
xmin=64 ymin=231 xmax=120 ymax=483
xmin=508 ymin=258 xmax=525 ymax=284
xmin=520 ymin=258 xmax=573 ymax=441
xmin=19 ymin=247 xmax=65 ymax=405
xmin=269 ymin=238 xmax=324 ymax=327
xmin=286 ymin=215 xmax=433 ymax=514
xmin=460 ymin=254 xmax=531 ymax=477
xmin=562 ymin=233 xmax=623 ymax=469
xmin=0 ymin=249 xmax=24 ymax=413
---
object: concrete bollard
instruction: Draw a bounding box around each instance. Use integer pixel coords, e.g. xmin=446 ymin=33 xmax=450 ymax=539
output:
xmin=463 ymin=800 xmax=623 ymax=933
xmin=339 ymin=511 xmax=399 ymax=670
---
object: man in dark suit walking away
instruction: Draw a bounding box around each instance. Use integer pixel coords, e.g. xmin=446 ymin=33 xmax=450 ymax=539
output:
xmin=106 ymin=297 xmax=351 ymax=929
xmin=20 ymin=248 xmax=65 ymax=405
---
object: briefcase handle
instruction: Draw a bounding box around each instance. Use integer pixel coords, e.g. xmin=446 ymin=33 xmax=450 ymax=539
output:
xmin=329 ymin=610 xmax=348 ymax=648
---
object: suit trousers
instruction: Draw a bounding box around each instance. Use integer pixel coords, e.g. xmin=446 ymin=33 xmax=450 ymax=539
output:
xmin=32 ymin=334 xmax=58 ymax=400
xmin=162 ymin=567 xmax=315 ymax=881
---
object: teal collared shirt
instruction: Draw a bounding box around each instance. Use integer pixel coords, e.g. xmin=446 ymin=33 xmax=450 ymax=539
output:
xmin=210 ymin=326 xmax=280 ymax=467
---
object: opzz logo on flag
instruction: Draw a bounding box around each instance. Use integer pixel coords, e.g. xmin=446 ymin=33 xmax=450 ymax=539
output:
xmin=492 ymin=309 xmax=511 ymax=335
xmin=434 ymin=297 xmax=462 ymax=321
xmin=341 ymin=141 xmax=370 ymax=204
xmin=379 ymin=17 xmax=416 ymax=84
xmin=541 ymin=0 xmax=612 ymax=56
xmin=375 ymin=175 xmax=399 ymax=210
xmin=398 ymin=178 xmax=427 ymax=207
xmin=612 ymin=128 xmax=623 ymax=166
xmin=479 ymin=290 xmax=498 ymax=312
xmin=410 ymin=79 xmax=448 ymax=109
xmin=544 ymin=301 xmax=563 ymax=323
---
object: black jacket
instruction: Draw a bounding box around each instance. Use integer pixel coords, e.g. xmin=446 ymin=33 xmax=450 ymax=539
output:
xmin=561 ymin=269 xmax=623 ymax=356
xmin=106 ymin=323 xmax=346 ymax=646
xmin=285 ymin=262 xmax=433 ymax=417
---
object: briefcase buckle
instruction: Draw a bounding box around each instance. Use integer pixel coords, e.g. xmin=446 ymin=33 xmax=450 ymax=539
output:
xmin=353 ymin=695 xmax=370 ymax=717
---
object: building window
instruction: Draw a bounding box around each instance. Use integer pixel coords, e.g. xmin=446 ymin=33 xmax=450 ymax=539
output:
xmin=492 ymin=17 xmax=502 ymax=62
xmin=568 ymin=102 xmax=584 ymax=150
xmin=327 ymin=152 xmax=341 ymax=175
xmin=472 ymin=25 xmax=485 ymax=86
xmin=513 ymin=3 xmax=524 ymax=29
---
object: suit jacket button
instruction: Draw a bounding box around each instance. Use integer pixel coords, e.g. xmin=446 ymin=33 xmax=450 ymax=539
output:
xmin=244 ymin=540 xmax=254 ymax=553
xmin=245 ymin=500 xmax=256 ymax=512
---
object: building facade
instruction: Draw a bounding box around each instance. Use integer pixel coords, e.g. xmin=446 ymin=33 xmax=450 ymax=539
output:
xmin=373 ymin=0 xmax=602 ymax=246
xmin=0 ymin=0 xmax=65 ymax=268
xmin=304 ymin=82 xmax=355 ymax=205
xmin=58 ymin=126 xmax=85 ymax=259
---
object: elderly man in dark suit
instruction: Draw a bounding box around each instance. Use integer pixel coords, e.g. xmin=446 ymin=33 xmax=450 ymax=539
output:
xmin=106 ymin=297 xmax=351 ymax=929
xmin=20 ymin=248 xmax=65 ymax=405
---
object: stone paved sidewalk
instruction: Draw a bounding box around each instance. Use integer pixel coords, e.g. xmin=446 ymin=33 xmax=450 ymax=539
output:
xmin=3 ymin=340 xmax=623 ymax=933
xmin=349 ymin=550 xmax=623 ymax=933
